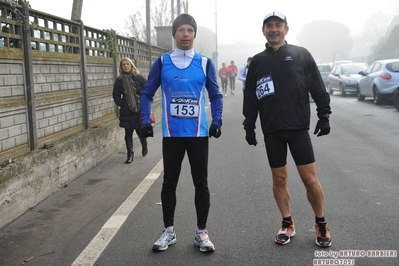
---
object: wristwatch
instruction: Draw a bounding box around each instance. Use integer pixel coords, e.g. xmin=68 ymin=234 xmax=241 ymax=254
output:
xmin=320 ymin=114 xmax=330 ymax=120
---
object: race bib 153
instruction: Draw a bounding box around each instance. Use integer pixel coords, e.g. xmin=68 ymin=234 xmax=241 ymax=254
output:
xmin=170 ymin=97 xmax=199 ymax=118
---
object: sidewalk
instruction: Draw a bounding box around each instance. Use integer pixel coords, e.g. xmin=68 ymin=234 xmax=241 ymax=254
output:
xmin=0 ymin=123 xmax=165 ymax=265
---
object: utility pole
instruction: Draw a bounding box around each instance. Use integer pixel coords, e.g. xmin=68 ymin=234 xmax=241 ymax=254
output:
xmin=181 ymin=0 xmax=188 ymax=13
xmin=146 ymin=0 xmax=151 ymax=44
xmin=215 ymin=0 xmax=218 ymax=69
xmin=71 ymin=0 xmax=83 ymax=21
xmin=171 ymin=0 xmax=175 ymax=21
xmin=146 ymin=0 xmax=153 ymax=64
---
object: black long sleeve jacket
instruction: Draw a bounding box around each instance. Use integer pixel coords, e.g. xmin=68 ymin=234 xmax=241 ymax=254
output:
xmin=243 ymin=43 xmax=331 ymax=134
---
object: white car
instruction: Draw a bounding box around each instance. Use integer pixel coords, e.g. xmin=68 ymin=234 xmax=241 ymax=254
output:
xmin=332 ymin=60 xmax=353 ymax=68
xmin=357 ymin=59 xmax=399 ymax=105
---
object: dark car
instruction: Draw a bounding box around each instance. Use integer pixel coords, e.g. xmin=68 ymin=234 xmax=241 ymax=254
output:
xmin=327 ymin=63 xmax=368 ymax=97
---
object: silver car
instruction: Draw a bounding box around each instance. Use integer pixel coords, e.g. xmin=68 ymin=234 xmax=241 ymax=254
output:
xmin=327 ymin=63 xmax=367 ymax=97
xmin=357 ymin=59 xmax=399 ymax=105
xmin=332 ymin=60 xmax=353 ymax=68
xmin=317 ymin=63 xmax=331 ymax=87
xmin=394 ymin=85 xmax=399 ymax=110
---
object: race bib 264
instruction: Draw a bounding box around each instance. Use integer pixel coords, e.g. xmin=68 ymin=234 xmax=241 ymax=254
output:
xmin=256 ymin=75 xmax=275 ymax=100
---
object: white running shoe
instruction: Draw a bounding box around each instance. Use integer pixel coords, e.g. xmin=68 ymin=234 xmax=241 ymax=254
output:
xmin=153 ymin=226 xmax=176 ymax=251
xmin=194 ymin=229 xmax=215 ymax=252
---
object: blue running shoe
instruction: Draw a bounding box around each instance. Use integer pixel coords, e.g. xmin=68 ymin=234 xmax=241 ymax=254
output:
xmin=153 ymin=226 xmax=176 ymax=251
xmin=194 ymin=229 xmax=215 ymax=252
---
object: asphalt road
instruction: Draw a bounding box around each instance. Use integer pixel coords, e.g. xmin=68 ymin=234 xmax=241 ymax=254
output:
xmin=1 ymin=89 xmax=398 ymax=266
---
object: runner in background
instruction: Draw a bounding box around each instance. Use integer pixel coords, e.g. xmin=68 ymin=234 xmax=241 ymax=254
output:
xmin=227 ymin=60 xmax=238 ymax=95
xmin=219 ymin=62 xmax=229 ymax=97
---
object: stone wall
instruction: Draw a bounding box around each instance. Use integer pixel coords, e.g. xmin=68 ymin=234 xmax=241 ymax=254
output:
xmin=0 ymin=2 xmax=166 ymax=228
xmin=0 ymin=119 xmax=124 ymax=227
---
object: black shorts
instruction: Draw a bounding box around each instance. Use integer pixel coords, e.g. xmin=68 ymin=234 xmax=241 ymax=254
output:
xmin=264 ymin=129 xmax=315 ymax=168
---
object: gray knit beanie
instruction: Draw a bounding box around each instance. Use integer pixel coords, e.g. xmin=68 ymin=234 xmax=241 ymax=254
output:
xmin=172 ymin=13 xmax=197 ymax=38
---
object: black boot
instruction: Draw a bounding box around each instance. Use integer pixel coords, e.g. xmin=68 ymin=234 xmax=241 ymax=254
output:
xmin=125 ymin=137 xmax=134 ymax=164
xmin=140 ymin=137 xmax=148 ymax=157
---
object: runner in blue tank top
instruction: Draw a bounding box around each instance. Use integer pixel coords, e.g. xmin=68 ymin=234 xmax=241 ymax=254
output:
xmin=140 ymin=13 xmax=223 ymax=253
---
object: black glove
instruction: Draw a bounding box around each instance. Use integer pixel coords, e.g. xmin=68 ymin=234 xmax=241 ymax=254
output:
xmin=209 ymin=124 xmax=222 ymax=138
xmin=140 ymin=123 xmax=154 ymax=138
xmin=313 ymin=120 xmax=330 ymax=137
xmin=245 ymin=130 xmax=257 ymax=146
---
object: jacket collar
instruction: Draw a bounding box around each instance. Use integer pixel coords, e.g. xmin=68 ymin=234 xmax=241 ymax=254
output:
xmin=265 ymin=41 xmax=288 ymax=52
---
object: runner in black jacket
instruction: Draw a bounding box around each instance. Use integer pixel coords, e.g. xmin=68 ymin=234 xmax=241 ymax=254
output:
xmin=243 ymin=11 xmax=332 ymax=248
xmin=243 ymin=44 xmax=331 ymax=134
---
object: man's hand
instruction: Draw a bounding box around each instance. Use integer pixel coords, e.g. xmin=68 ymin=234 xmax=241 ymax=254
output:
xmin=140 ymin=123 xmax=154 ymax=138
xmin=209 ymin=124 xmax=222 ymax=138
xmin=245 ymin=130 xmax=257 ymax=146
xmin=313 ymin=120 xmax=330 ymax=137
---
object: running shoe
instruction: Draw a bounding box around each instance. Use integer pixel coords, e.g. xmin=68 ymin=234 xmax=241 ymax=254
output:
xmin=224 ymin=94 xmax=227 ymax=97
xmin=194 ymin=229 xmax=215 ymax=252
xmin=153 ymin=226 xmax=176 ymax=251
xmin=314 ymin=222 xmax=332 ymax=247
xmin=275 ymin=220 xmax=296 ymax=245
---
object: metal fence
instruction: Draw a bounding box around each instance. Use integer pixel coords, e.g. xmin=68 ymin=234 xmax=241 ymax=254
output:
xmin=0 ymin=1 xmax=167 ymax=162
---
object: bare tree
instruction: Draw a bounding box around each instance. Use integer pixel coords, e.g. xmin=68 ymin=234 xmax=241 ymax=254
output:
xmin=194 ymin=26 xmax=216 ymax=58
xmin=350 ymin=12 xmax=391 ymax=58
xmin=125 ymin=11 xmax=147 ymax=41
xmin=124 ymin=0 xmax=216 ymax=57
xmin=153 ymin=0 xmax=172 ymax=27
xmin=296 ymin=20 xmax=353 ymax=63
xmin=125 ymin=0 xmax=173 ymax=44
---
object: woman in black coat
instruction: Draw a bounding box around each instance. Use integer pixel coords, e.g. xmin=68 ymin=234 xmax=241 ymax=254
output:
xmin=113 ymin=57 xmax=148 ymax=163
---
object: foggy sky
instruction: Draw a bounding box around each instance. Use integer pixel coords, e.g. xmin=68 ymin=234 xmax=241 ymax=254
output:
xmin=28 ymin=0 xmax=399 ymax=66
xmin=29 ymin=0 xmax=398 ymax=44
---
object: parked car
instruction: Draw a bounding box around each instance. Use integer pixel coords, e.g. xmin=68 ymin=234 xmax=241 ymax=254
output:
xmin=356 ymin=59 xmax=399 ymax=105
xmin=393 ymin=85 xmax=399 ymax=110
xmin=332 ymin=60 xmax=353 ymax=68
xmin=327 ymin=63 xmax=368 ymax=97
xmin=317 ymin=63 xmax=331 ymax=87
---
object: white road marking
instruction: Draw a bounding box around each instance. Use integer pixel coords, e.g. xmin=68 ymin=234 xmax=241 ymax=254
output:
xmin=71 ymin=159 xmax=163 ymax=266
